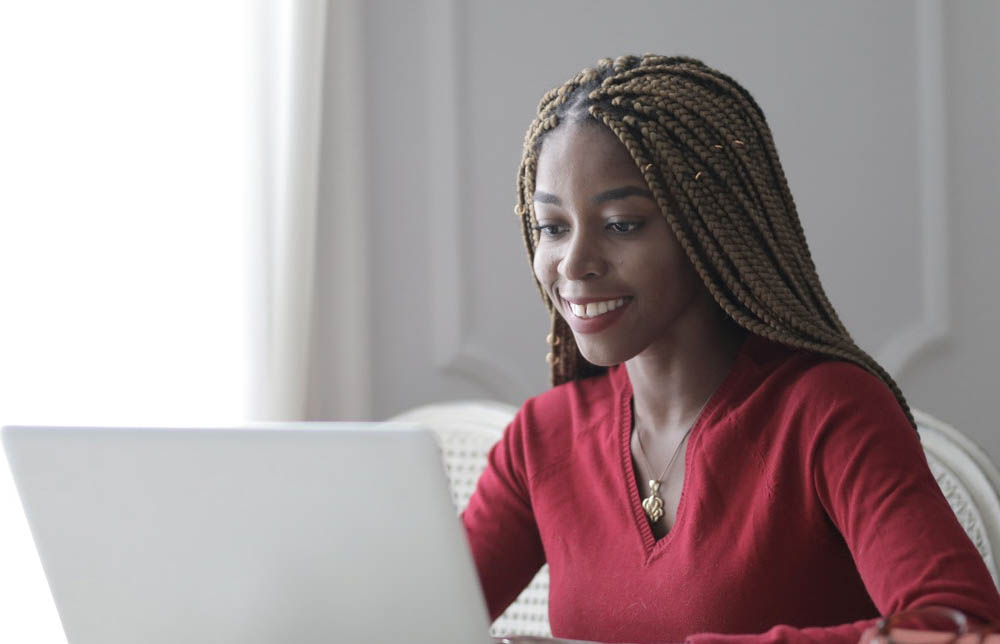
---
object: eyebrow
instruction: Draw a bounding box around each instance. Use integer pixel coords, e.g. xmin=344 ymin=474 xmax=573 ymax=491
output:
xmin=533 ymin=185 xmax=655 ymax=206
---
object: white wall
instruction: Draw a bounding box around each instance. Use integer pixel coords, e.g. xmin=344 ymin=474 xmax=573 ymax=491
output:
xmin=900 ymin=0 xmax=1000 ymax=458
xmin=308 ymin=0 xmax=1000 ymax=461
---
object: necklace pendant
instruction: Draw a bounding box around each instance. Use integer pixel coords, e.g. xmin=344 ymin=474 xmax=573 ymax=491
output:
xmin=641 ymin=479 xmax=664 ymax=523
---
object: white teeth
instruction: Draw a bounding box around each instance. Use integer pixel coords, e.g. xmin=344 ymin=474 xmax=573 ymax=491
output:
xmin=567 ymin=297 xmax=626 ymax=319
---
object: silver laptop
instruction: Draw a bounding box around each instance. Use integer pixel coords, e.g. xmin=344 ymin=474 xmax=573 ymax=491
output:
xmin=2 ymin=423 xmax=494 ymax=644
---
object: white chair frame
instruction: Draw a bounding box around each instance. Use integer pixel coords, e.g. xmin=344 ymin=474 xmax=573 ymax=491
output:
xmin=916 ymin=409 xmax=1000 ymax=585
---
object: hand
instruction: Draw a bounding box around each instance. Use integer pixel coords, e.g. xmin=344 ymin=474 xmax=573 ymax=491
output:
xmin=857 ymin=626 xmax=1000 ymax=644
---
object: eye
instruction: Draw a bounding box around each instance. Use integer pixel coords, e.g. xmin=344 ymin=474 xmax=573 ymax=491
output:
xmin=533 ymin=223 xmax=568 ymax=237
xmin=607 ymin=221 xmax=642 ymax=234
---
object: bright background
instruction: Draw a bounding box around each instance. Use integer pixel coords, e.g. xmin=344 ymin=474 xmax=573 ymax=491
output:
xmin=0 ymin=2 xmax=252 ymax=640
xmin=2 ymin=0 xmax=1000 ymax=642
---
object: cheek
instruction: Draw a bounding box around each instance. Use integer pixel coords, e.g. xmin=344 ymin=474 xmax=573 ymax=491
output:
xmin=640 ymin=255 xmax=700 ymax=303
xmin=676 ymin=254 xmax=705 ymax=294
xmin=664 ymin=260 xmax=708 ymax=309
xmin=533 ymin=249 xmax=552 ymax=285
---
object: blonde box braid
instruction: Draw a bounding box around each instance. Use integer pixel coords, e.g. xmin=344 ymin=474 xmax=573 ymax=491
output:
xmin=516 ymin=54 xmax=915 ymax=428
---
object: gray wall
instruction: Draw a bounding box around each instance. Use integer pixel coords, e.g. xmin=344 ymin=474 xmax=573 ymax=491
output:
xmin=308 ymin=0 xmax=1000 ymax=461
xmin=903 ymin=0 xmax=1000 ymax=457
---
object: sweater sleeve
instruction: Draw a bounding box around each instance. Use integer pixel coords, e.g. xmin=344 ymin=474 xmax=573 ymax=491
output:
xmin=688 ymin=363 xmax=1000 ymax=644
xmin=461 ymin=407 xmax=546 ymax=621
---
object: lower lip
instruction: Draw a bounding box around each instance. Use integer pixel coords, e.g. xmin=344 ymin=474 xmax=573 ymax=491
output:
xmin=564 ymin=299 xmax=631 ymax=334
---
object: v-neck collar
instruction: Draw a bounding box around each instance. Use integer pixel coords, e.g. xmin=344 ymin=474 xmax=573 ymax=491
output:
xmin=609 ymin=333 xmax=757 ymax=560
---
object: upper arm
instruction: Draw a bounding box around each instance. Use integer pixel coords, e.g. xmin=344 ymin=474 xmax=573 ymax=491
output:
xmin=461 ymin=408 xmax=546 ymax=620
xmin=804 ymin=363 xmax=1000 ymax=620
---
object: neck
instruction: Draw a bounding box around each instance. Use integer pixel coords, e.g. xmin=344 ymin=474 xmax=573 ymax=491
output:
xmin=625 ymin=309 xmax=746 ymax=435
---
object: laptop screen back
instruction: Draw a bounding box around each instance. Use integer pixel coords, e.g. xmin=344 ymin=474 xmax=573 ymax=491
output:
xmin=2 ymin=424 xmax=493 ymax=644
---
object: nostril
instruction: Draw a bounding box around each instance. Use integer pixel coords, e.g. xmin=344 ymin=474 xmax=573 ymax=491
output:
xmin=558 ymin=255 xmax=606 ymax=281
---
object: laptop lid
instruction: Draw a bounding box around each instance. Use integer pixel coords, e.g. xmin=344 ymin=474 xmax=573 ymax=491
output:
xmin=2 ymin=423 xmax=494 ymax=644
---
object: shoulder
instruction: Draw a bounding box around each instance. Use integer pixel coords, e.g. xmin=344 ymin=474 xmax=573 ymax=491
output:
xmin=518 ymin=366 xmax=622 ymax=436
xmin=502 ymin=366 xmax=623 ymax=468
xmin=728 ymin=337 xmax=921 ymax=502
xmin=740 ymin=335 xmax=903 ymax=419
xmin=731 ymin=336 xmax=913 ymax=455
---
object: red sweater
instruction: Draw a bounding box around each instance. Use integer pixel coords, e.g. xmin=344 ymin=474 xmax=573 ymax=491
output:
xmin=462 ymin=334 xmax=1000 ymax=643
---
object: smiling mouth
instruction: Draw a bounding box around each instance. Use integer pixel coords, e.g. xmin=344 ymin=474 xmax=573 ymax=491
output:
xmin=565 ymin=297 xmax=629 ymax=319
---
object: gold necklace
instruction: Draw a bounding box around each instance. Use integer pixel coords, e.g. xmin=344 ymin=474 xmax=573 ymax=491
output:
xmin=634 ymin=424 xmax=694 ymax=523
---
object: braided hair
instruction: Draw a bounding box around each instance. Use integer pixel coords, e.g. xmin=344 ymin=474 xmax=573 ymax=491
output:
xmin=515 ymin=54 xmax=915 ymax=428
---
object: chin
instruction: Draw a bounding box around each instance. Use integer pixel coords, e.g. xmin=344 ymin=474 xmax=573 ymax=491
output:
xmin=574 ymin=339 xmax=633 ymax=368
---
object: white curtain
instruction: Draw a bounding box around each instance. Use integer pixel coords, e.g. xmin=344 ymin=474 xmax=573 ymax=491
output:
xmin=253 ymin=0 xmax=372 ymax=422
xmin=249 ymin=0 xmax=329 ymax=421
xmin=0 ymin=3 xmax=260 ymax=641
xmin=0 ymin=1 xmax=370 ymax=640
xmin=306 ymin=0 xmax=371 ymax=421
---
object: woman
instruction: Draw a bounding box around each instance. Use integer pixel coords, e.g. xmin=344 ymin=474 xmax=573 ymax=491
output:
xmin=461 ymin=55 xmax=1000 ymax=643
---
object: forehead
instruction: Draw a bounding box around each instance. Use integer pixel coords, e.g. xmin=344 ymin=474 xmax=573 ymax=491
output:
xmin=534 ymin=122 xmax=644 ymax=192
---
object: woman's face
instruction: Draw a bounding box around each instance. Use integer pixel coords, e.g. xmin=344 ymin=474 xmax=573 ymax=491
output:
xmin=532 ymin=122 xmax=714 ymax=366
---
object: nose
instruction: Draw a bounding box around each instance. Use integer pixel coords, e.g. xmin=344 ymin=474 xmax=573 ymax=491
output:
xmin=558 ymin=227 xmax=607 ymax=281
